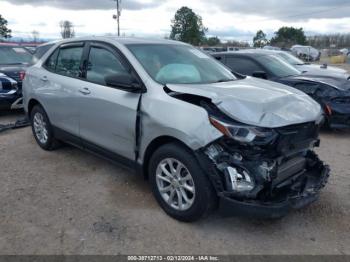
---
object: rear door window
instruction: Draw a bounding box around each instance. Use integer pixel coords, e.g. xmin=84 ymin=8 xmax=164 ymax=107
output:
xmin=55 ymin=46 xmax=84 ymax=78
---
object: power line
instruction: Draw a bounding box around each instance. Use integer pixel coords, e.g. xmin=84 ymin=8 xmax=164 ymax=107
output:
xmin=247 ymin=3 xmax=350 ymax=23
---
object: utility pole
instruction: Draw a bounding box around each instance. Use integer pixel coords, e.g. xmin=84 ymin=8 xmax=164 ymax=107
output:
xmin=112 ymin=0 xmax=121 ymax=36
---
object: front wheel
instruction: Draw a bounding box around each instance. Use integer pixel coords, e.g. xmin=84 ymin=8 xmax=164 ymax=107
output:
xmin=149 ymin=143 xmax=217 ymax=222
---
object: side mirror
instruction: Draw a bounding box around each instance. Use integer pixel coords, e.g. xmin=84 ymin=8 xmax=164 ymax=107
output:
xmin=105 ymin=73 xmax=142 ymax=93
xmin=320 ymin=63 xmax=328 ymax=69
xmin=252 ymin=71 xmax=268 ymax=79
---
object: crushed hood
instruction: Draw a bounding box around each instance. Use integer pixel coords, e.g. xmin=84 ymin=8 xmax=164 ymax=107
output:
xmin=167 ymin=77 xmax=322 ymax=128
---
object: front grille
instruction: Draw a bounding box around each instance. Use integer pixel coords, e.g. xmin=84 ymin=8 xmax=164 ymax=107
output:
xmin=276 ymin=122 xmax=319 ymax=156
xmin=273 ymin=156 xmax=306 ymax=186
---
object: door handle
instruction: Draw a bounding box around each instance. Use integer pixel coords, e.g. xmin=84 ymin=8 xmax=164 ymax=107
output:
xmin=79 ymin=87 xmax=91 ymax=95
xmin=40 ymin=76 xmax=48 ymax=82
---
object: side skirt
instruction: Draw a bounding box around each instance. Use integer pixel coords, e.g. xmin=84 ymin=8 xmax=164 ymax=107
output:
xmin=53 ymin=126 xmax=138 ymax=173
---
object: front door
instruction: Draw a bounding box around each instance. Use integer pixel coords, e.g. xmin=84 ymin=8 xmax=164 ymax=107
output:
xmin=78 ymin=42 xmax=141 ymax=160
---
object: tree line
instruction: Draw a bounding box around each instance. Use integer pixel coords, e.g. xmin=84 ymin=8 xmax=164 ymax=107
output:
xmin=1 ymin=7 xmax=349 ymax=49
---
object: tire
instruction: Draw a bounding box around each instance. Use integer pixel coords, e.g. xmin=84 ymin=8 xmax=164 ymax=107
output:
xmin=149 ymin=143 xmax=217 ymax=222
xmin=30 ymin=104 xmax=60 ymax=151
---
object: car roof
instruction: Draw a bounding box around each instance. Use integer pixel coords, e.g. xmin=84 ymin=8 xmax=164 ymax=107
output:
xmin=52 ymin=36 xmax=187 ymax=46
xmin=212 ymin=49 xmax=270 ymax=57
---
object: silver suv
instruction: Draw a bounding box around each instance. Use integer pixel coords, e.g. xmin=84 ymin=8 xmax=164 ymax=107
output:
xmin=23 ymin=37 xmax=330 ymax=221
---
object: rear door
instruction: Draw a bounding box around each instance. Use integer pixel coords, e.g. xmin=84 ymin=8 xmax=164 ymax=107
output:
xmin=78 ymin=41 xmax=142 ymax=160
xmin=35 ymin=42 xmax=85 ymax=138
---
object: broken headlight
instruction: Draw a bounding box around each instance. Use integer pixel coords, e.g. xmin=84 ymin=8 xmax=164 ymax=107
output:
xmin=226 ymin=166 xmax=254 ymax=192
xmin=209 ymin=116 xmax=277 ymax=144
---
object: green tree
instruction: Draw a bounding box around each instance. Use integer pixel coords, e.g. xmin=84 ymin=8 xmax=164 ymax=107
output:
xmin=170 ymin=6 xmax=207 ymax=45
xmin=253 ymin=30 xmax=268 ymax=48
xmin=205 ymin=36 xmax=221 ymax=46
xmin=0 ymin=15 xmax=11 ymax=39
xmin=270 ymin=27 xmax=307 ymax=48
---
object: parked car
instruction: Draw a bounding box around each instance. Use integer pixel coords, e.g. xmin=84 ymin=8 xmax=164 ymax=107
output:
xmin=23 ymin=37 xmax=329 ymax=221
xmin=257 ymin=49 xmax=349 ymax=80
xmin=0 ymin=73 xmax=19 ymax=110
xmin=0 ymin=43 xmax=33 ymax=109
xmin=291 ymin=45 xmax=320 ymax=61
xmin=213 ymin=50 xmax=350 ymax=129
xmin=339 ymin=48 xmax=349 ymax=56
xmin=262 ymin=46 xmax=281 ymax=51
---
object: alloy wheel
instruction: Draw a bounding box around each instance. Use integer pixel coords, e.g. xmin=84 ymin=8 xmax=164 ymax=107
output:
xmin=155 ymin=158 xmax=196 ymax=211
xmin=33 ymin=112 xmax=48 ymax=144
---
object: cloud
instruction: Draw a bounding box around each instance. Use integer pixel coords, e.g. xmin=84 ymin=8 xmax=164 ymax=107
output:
xmin=5 ymin=0 xmax=167 ymax=10
xmin=202 ymin=0 xmax=350 ymax=21
xmin=30 ymin=22 xmax=47 ymax=27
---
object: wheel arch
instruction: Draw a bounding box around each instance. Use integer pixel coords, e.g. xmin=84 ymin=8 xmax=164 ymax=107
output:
xmin=141 ymin=135 xmax=194 ymax=180
xmin=27 ymin=98 xmax=42 ymax=116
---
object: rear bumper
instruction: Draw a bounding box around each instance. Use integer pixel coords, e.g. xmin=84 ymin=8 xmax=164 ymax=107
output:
xmin=328 ymin=114 xmax=350 ymax=129
xmin=218 ymin=162 xmax=330 ymax=219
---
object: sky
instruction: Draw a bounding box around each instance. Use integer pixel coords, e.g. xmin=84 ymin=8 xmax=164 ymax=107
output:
xmin=1 ymin=0 xmax=350 ymax=42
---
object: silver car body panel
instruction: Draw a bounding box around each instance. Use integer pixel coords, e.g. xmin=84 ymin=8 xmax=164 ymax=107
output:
xmin=23 ymin=36 xmax=322 ymax=166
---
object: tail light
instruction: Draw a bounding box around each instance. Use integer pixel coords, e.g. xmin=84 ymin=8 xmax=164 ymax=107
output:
xmin=324 ymin=105 xmax=332 ymax=116
xmin=19 ymin=71 xmax=26 ymax=81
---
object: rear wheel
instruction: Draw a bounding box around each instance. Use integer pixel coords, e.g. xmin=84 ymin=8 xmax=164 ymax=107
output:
xmin=149 ymin=143 xmax=217 ymax=222
xmin=30 ymin=105 xmax=60 ymax=150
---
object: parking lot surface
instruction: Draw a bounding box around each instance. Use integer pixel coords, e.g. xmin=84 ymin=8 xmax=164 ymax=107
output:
xmin=0 ymin=110 xmax=349 ymax=255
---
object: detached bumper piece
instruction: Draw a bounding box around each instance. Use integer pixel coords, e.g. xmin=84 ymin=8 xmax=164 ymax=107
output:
xmin=219 ymin=153 xmax=330 ymax=219
xmin=0 ymin=117 xmax=30 ymax=133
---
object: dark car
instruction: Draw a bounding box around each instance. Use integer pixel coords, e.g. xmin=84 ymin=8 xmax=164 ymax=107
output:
xmin=0 ymin=73 xmax=19 ymax=110
xmin=258 ymin=49 xmax=350 ymax=80
xmin=213 ymin=50 xmax=350 ymax=129
xmin=0 ymin=44 xmax=33 ymax=110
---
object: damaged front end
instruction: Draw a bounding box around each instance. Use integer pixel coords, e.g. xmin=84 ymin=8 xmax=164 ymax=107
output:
xmin=196 ymin=102 xmax=330 ymax=219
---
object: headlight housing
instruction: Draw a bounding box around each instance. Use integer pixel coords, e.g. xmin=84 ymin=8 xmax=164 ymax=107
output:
xmin=209 ymin=116 xmax=277 ymax=144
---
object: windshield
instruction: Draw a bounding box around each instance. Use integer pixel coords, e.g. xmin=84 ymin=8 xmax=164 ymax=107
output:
xmin=256 ymin=55 xmax=301 ymax=78
xmin=277 ymin=52 xmax=304 ymax=65
xmin=127 ymin=44 xmax=236 ymax=84
xmin=0 ymin=46 xmax=33 ymax=65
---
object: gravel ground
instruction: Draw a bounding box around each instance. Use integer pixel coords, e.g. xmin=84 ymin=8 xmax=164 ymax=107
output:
xmin=0 ymin=110 xmax=349 ymax=255
xmin=1 ymin=64 xmax=350 ymax=255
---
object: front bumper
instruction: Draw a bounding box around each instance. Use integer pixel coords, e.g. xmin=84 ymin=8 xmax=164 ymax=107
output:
xmin=219 ymin=162 xmax=330 ymax=219
xmin=0 ymin=90 xmax=23 ymax=110
xmin=197 ymin=136 xmax=330 ymax=219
